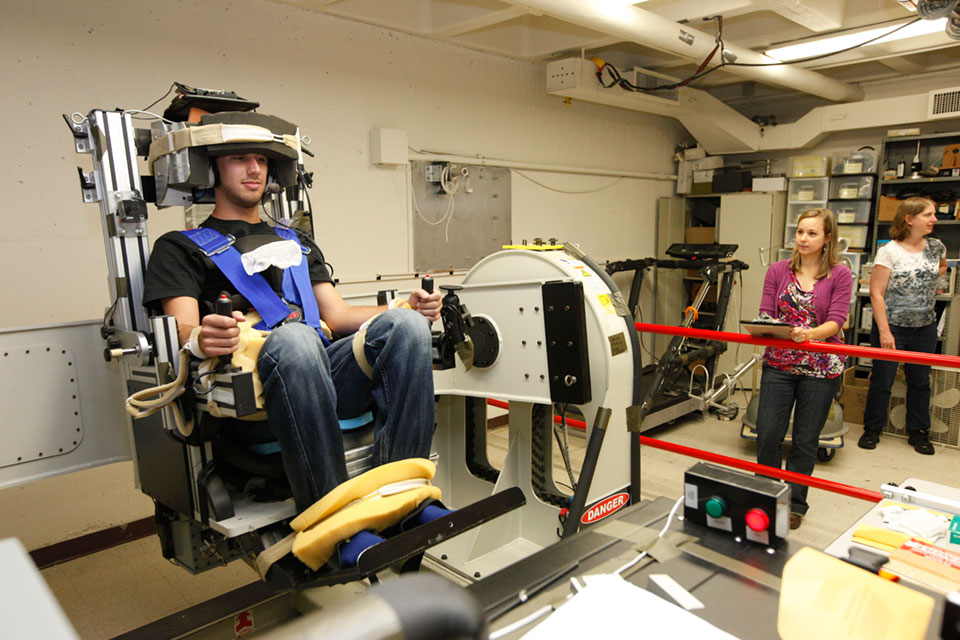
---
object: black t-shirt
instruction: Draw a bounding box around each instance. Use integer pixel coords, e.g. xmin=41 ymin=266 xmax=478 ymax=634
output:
xmin=142 ymin=216 xmax=333 ymax=316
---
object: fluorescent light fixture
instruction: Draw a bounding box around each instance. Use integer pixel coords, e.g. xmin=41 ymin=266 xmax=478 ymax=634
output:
xmin=765 ymin=18 xmax=947 ymax=61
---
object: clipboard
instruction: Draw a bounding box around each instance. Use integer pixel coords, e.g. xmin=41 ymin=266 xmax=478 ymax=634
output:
xmin=741 ymin=320 xmax=792 ymax=338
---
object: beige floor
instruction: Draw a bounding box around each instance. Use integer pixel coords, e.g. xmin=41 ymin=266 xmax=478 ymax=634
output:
xmin=41 ymin=401 xmax=960 ymax=638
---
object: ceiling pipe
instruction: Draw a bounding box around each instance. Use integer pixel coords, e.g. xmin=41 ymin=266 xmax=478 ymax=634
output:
xmin=506 ymin=0 xmax=865 ymax=103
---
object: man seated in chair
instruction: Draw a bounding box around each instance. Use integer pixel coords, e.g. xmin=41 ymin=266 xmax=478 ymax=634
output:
xmin=142 ymin=112 xmax=441 ymax=514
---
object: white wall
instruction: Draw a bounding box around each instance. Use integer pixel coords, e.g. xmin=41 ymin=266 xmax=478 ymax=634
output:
xmin=0 ymin=0 xmax=684 ymax=548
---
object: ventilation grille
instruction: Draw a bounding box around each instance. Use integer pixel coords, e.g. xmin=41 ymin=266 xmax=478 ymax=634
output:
xmin=928 ymin=87 xmax=960 ymax=119
xmin=883 ymin=366 xmax=960 ymax=448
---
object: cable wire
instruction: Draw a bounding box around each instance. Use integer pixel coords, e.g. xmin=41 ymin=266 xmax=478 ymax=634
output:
xmin=489 ymin=604 xmax=556 ymax=640
xmin=730 ymin=17 xmax=923 ymax=67
xmin=516 ymin=170 xmax=625 ymax=194
xmin=141 ymin=83 xmax=176 ymax=112
xmin=614 ymin=495 xmax=684 ymax=576
xmin=592 ymin=16 xmax=924 ymax=96
xmin=124 ymin=109 xmax=174 ymax=123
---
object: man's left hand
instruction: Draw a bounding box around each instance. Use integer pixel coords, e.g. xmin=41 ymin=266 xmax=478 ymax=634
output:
xmin=407 ymin=288 xmax=442 ymax=322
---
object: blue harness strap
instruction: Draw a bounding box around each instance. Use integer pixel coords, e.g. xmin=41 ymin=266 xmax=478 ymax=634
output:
xmin=274 ymin=226 xmax=324 ymax=334
xmin=181 ymin=227 xmax=329 ymax=345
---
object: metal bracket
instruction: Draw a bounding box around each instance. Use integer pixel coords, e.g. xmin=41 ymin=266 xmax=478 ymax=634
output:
xmin=76 ymin=167 xmax=98 ymax=203
xmin=63 ymin=113 xmax=91 ymax=154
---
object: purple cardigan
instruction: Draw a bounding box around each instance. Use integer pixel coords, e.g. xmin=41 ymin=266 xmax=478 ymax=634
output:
xmin=759 ymin=260 xmax=853 ymax=345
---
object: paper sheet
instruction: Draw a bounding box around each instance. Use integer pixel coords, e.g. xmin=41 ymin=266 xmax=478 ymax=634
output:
xmin=521 ymin=574 xmax=737 ymax=639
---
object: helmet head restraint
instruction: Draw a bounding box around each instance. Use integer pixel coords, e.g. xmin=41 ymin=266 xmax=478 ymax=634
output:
xmin=202 ymin=111 xmax=301 ymax=188
xmin=148 ymin=109 xmax=303 ymax=206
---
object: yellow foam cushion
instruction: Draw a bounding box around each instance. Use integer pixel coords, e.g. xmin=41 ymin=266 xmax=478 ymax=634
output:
xmin=290 ymin=458 xmax=436 ymax=532
xmin=292 ymin=484 xmax=442 ymax=570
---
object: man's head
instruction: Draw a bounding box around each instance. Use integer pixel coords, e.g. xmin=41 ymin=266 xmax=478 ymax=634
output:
xmin=214 ymin=152 xmax=269 ymax=210
xmin=201 ymin=111 xmax=300 ymax=184
xmin=197 ymin=111 xmax=300 ymax=216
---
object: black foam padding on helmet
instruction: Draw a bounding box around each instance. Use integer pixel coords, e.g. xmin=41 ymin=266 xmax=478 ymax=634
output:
xmin=201 ymin=112 xmax=301 ymax=187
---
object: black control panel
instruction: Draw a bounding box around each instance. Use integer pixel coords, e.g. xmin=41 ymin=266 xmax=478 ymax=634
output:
xmin=683 ymin=462 xmax=790 ymax=547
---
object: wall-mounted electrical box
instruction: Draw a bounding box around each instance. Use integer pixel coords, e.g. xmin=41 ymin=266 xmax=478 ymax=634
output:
xmin=370 ymin=127 xmax=409 ymax=165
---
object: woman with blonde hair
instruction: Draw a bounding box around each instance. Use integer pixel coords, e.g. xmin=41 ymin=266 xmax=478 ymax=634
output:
xmin=755 ymin=208 xmax=852 ymax=529
xmin=858 ymin=197 xmax=946 ymax=455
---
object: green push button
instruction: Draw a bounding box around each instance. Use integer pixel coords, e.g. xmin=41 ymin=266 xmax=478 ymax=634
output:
xmin=705 ymin=496 xmax=726 ymax=518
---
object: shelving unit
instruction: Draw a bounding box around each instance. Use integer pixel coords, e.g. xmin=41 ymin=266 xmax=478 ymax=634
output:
xmin=873 ymin=131 xmax=960 ymax=259
xmin=828 ymin=173 xmax=874 ymax=252
xmin=783 ymin=177 xmax=828 ymax=248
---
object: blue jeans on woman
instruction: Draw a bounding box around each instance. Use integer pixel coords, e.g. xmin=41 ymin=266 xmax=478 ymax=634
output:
xmin=863 ymin=322 xmax=938 ymax=435
xmin=257 ymin=308 xmax=435 ymax=512
xmin=755 ymin=365 xmax=840 ymax=515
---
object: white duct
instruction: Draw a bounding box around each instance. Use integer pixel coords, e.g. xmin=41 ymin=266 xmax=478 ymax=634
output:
xmin=509 ymin=0 xmax=864 ymax=103
xmin=547 ymin=57 xmax=948 ymax=153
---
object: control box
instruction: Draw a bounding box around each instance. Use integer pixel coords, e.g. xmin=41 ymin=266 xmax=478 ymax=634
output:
xmin=683 ymin=462 xmax=790 ymax=547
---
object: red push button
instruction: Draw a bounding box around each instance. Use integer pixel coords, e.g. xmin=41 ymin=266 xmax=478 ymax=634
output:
xmin=745 ymin=508 xmax=769 ymax=532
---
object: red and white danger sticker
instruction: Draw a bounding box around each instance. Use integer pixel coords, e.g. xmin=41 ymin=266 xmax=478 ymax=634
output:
xmin=581 ymin=492 xmax=630 ymax=524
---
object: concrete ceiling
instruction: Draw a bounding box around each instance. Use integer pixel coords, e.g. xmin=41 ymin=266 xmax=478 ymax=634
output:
xmin=269 ymin=0 xmax=960 ymax=121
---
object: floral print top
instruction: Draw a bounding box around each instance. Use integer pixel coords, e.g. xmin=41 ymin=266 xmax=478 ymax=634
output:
xmin=763 ymin=272 xmax=844 ymax=378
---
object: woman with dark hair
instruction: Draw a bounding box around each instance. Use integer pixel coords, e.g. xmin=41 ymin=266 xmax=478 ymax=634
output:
xmin=858 ymin=197 xmax=947 ymax=455
xmin=755 ymin=208 xmax=852 ymax=529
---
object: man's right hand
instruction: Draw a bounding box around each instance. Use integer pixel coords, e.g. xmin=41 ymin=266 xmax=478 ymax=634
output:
xmin=198 ymin=310 xmax=245 ymax=356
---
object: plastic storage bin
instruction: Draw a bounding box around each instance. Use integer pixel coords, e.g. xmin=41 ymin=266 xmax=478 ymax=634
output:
xmin=829 ymin=175 xmax=874 ymax=200
xmin=841 ymin=251 xmax=862 ymax=278
xmin=834 ymin=148 xmax=877 ymax=175
xmin=791 ymin=156 xmax=831 ymax=178
xmin=784 ymin=223 xmax=797 ymax=248
xmin=787 ymin=203 xmax=818 ymax=224
xmin=788 ymin=177 xmax=829 ymax=203
xmin=830 ymin=201 xmax=871 ymax=224
xmin=837 ymin=225 xmax=868 ymax=249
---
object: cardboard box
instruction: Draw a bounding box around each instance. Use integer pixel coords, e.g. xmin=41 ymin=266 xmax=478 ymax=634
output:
xmin=691 ymin=182 xmax=713 ymax=195
xmin=752 ymin=176 xmax=788 ymax=192
xmin=841 ymin=368 xmax=870 ymax=425
xmin=684 ymin=145 xmax=706 ymax=161
xmin=685 ymin=226 xmax=716 ymax=244
xmin=943 ymin=144 xmax=960 ymax=170
xmin=878 ymin=195 xmax=903 ymax=222
xmin=690 ymin=156 xmax=724 ymax=171
xmin=693 ymin=169 xmax=717 ymax=183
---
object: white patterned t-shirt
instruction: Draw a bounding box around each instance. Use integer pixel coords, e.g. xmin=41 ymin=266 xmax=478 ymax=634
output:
xmin=875 ymin=237 xmax=946 ymax=327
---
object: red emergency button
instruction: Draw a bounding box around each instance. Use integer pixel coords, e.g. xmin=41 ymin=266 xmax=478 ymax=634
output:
xmin=744 ymin=508 xmax=769 ymax=532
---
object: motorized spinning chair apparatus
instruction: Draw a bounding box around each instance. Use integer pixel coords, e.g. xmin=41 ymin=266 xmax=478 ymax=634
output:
xmin=64 ymin=88 xmax=526 ymax=587
xmin=65 ymin=84 xmax=682 ymax=589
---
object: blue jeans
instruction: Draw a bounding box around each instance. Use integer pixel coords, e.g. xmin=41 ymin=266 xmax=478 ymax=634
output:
xmin=257 ymin=309 xmax=435 ymax=511
xmin=755 ymin=365 xmax=840 ymax=515
xmin=863 ymin=322 xmax=937 ymax=434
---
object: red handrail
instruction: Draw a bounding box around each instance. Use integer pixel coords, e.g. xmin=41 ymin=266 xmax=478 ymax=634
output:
xmin=485 ymin=398 xmax=884 ymax=503
xmin=482 ymin=320 xmax=958 ymax=505
xmin=635 ymin=322 xmax=960 ymax=369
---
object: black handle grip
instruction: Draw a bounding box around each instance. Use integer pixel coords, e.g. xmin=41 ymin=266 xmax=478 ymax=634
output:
xmin=216 ymin=293 xmax=233 ymax=367
xmin=421 ymin=275 xmax=434 ymax=294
